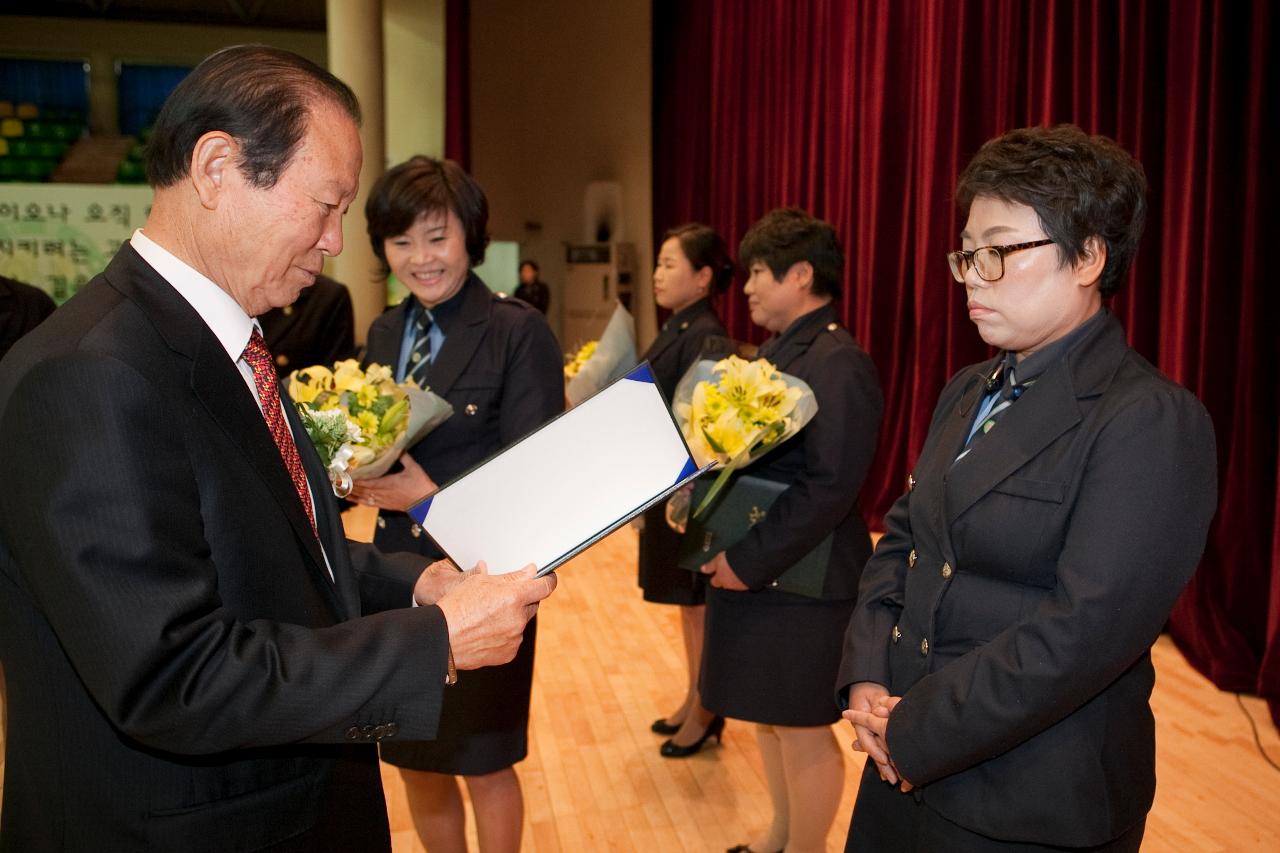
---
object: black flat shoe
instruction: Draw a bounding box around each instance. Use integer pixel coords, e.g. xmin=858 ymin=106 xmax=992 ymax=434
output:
xmin=650 ymin=716 xmax=681 ymax=735
xmin=659 ymin=715 xmax=725 ymax=758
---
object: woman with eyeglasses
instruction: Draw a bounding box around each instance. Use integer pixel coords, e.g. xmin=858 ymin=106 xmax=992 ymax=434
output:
xmin=837 ymin=125 xmax=1218 ymax=852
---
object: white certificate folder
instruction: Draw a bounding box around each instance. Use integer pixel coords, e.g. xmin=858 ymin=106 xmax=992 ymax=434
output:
xmin=407 ymin=363 xmax=708 ymax=576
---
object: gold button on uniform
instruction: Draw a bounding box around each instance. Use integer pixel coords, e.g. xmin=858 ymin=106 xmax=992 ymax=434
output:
xmin=464 ymin=403 xmax=478 ymax=416
xmin=826 ymin=322 xmax=839 ymax=331
xmin=410 ymin=524 xmax=422 ymax=538
xmin=892 ymin=625 xmax=902 ymax=643
xmin=908 ymin=549 xmax=917 ymax=568
xmin=920 ymin=637 xmax=929 ymax=656
xmin=275 ymin=354 xmax=289 ymax=367
xmin=941 ymin=562 xmax=952 ymax=578
xmin=679 ymin=320 xmax=690 ymax=330
xmin=907 ymin=474 xmax=917 ymax=492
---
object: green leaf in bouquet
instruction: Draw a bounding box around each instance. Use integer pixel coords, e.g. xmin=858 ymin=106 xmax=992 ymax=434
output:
xmin=379 ymin=397 xmax=409 ymax=434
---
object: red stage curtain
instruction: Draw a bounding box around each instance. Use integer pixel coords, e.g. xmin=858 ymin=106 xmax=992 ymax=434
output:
xmin=653 ymin=0 xmax=1278 ymax=719
xmin=445 ymin=0 xmax=471 ymax=169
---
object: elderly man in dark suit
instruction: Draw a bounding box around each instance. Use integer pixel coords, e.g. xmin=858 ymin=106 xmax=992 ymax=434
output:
xmin=0 ymin=45 xmax=554 ymax=853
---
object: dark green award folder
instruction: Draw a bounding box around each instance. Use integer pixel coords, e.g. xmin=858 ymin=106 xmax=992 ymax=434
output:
xmin=677 ymin=474 xmax=831 ymax=598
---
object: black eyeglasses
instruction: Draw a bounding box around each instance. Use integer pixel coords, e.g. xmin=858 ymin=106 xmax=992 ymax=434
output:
xmin=947 ymin=239 xmax=1055 ymax=283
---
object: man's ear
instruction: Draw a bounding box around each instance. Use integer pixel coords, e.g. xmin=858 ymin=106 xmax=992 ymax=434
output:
xmin=1075 ymin=235 xmax=1108 ymax=289
xmin=189 ymin=131 xmax=237 ymax=210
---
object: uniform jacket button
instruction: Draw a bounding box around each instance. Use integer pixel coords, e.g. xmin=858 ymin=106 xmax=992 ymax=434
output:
xmin=920 ymin=637 xmax=930 ymax=656
xmin=376 ymin=516 xmax=386 ymax=529
xmin=908 ymin=549 xmax=917 ymax=568
xmin=892 ymin=625 xmax=902 ymax=643
xmin=769 ymin=580 xmax=779 ymax=588
xmin=907 ymin=473 xmax=917 ymax=492
xmin=826 ymin=322 xmax=839 ymax=331
xmin=410 ymin=524 xmax=422 ymax=538
xmin=464 ymin=403 xmax=478 ymax=415
xmin=941 ymin=562 xmax=952 ymax=579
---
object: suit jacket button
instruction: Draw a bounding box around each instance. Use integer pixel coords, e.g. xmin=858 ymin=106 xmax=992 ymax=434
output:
xmin=920 ymin=637 xmax=930 ymax=656
xmin=465 ymin=403 xmax=478 ymax=416
xmin=907 ymin=473 xmax=917 ymax=492
xmin=892 ymin=625 xmax=902 ymax=643
xmin=345 ymin=726 xmax=361 ymax=740
xmin=908 ymin=549 xmax=917 ymax=568
xmin=385 ymin=722 xmax=399 ymax=738
xmin=373 ymin=724 xmax=388 ymax=740
xmin=941 ymin=562 xmax=952 ymax=579
xmin=410 ymin=524 xmax=422 ymax=538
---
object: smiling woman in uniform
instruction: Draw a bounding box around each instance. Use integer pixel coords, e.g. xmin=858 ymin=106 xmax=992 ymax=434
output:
xmin=352 ymin=155 xmax=563 ymax=853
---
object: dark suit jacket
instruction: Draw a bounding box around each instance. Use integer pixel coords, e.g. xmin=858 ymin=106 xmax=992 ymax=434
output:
xmin=837 ymin=313 xmax=1218 ymax=846
xmin=363 ymin=275 xmax=564 ymax=556
xmin=0 ymin=246 xmax=452 ymax=852
xmin=0 ymin=274 xmax=56 ymax=361
xmin=259 ymin=274 xmax=356 ymax=376
xmin=724 ymin=303 xmax=883 ymax=600
xmin=512 ymin=279 xmax=550 ymax=315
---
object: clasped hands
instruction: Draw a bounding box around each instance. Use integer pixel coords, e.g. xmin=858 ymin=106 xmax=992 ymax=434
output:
xmin=844 ymin=681 xmax=913 ymax=792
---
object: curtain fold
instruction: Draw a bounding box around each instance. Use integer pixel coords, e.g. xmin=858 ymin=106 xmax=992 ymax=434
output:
xmin=653 ymin=0 xmax=1278 ymax=719
xmin=445 ymin=0 xmax=471 ymax=170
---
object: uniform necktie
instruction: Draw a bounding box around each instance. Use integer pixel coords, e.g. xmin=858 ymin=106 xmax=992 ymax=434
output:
xmin=955 ymin=365 xmax=1032 ymax=463
xmin=242 ymin=329 xmax=318 ymax=538
xmin=407 ymin=310 xmax=434 ymax=386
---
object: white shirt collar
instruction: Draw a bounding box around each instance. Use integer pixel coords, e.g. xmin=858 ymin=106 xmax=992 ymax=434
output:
xmin=129 ymin=228 xmax=256 ymax=362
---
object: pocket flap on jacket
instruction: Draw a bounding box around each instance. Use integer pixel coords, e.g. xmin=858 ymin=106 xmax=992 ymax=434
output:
xmin=991 ymin=476 xmax=1065 ymax=503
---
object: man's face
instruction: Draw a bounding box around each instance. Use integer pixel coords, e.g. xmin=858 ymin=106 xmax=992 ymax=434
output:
xmin=214 ymin=99 xmax=362 ymax=316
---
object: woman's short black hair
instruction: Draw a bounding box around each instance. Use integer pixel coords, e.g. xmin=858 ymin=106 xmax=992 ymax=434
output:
xmin=365 ymin=155 xmax=490 ymax=274
xmin=956 ymin=124 xmax=1148 ymax=297
xmin=738 ymin=208 xmax=843 ymax=298
xmin=663 ymin=223 xmax=735 ymax=294
xmin=146 ymin=44 xmax=361 ymax=190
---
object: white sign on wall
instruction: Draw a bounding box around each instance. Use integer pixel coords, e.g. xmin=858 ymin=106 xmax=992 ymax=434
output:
xmin=0 ymin=183 xmax=154 ymax=303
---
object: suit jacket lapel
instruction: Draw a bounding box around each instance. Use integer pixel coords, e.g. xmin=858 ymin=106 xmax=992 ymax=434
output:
xmin=762 ymin=304 xmax=836 ymax=371
xmin=287 ymin=398 xmax=360 ymax=618
xmin=424 ymin=275 xmax=491 ymax=396
xmin=104 ymin=246 xmax=336 ymax=598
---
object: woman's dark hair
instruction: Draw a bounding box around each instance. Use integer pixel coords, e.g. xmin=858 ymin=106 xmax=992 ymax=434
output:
xmin=146 ymin=44 xmax=361 ymax=190
xmin=737 ymin=208 xmax=843 ymax=298
xmin=956 ymin=124 xmax=1147 ymax=297
xmin=365 ymin=155 xmax=490 ymax=273
xmin=663 ymin=223 xmax=735 ymax=294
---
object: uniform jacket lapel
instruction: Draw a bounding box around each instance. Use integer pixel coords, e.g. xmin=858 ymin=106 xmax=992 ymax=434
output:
xmin=422 ymin=275 xmax=492 ymax=397
xmin=943 ymin=315 xmax=1127 ymax=526
xmin=365 ymin=300 xmax=409 ymax=370
xmin=761 ymin=303 xmax=837 ymax=372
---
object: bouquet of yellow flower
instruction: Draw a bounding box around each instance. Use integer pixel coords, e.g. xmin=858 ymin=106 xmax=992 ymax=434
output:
xmin=671 ymin=355 xmax=818 ymax=519
xmin=287 ymin=359 xmax=453 ymax=497
xmin=563 ymin=340 xmax=598 ymax=379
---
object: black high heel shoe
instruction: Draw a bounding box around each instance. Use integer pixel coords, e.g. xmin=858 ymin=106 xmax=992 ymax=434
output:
xmin=650 ymin=716 xmax=681 ymax=735
xmin=659 ymin=715 xmax=725 ymax=758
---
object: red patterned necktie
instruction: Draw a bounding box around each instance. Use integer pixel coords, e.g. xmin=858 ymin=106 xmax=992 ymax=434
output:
xmin=242 ymin=329 xmax=318 ymax=538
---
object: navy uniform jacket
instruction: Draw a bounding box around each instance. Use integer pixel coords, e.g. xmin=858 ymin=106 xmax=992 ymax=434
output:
xmin=725 ymin=302 xmax=883 ymax=600
xmin=363 ymin=274 xmax=564 ymax=556
xmin=0 ymin=245 xmax=452 ymax=852
xmin=642 ymin=298 xmax=727 ymax=401
xmin=0 ymin=274 xmax=56 ymax=361
xmin=838 ymin=313 xmax=1218 ymax=846
xmin=259 ymin=274 xmax=355 ymax=376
